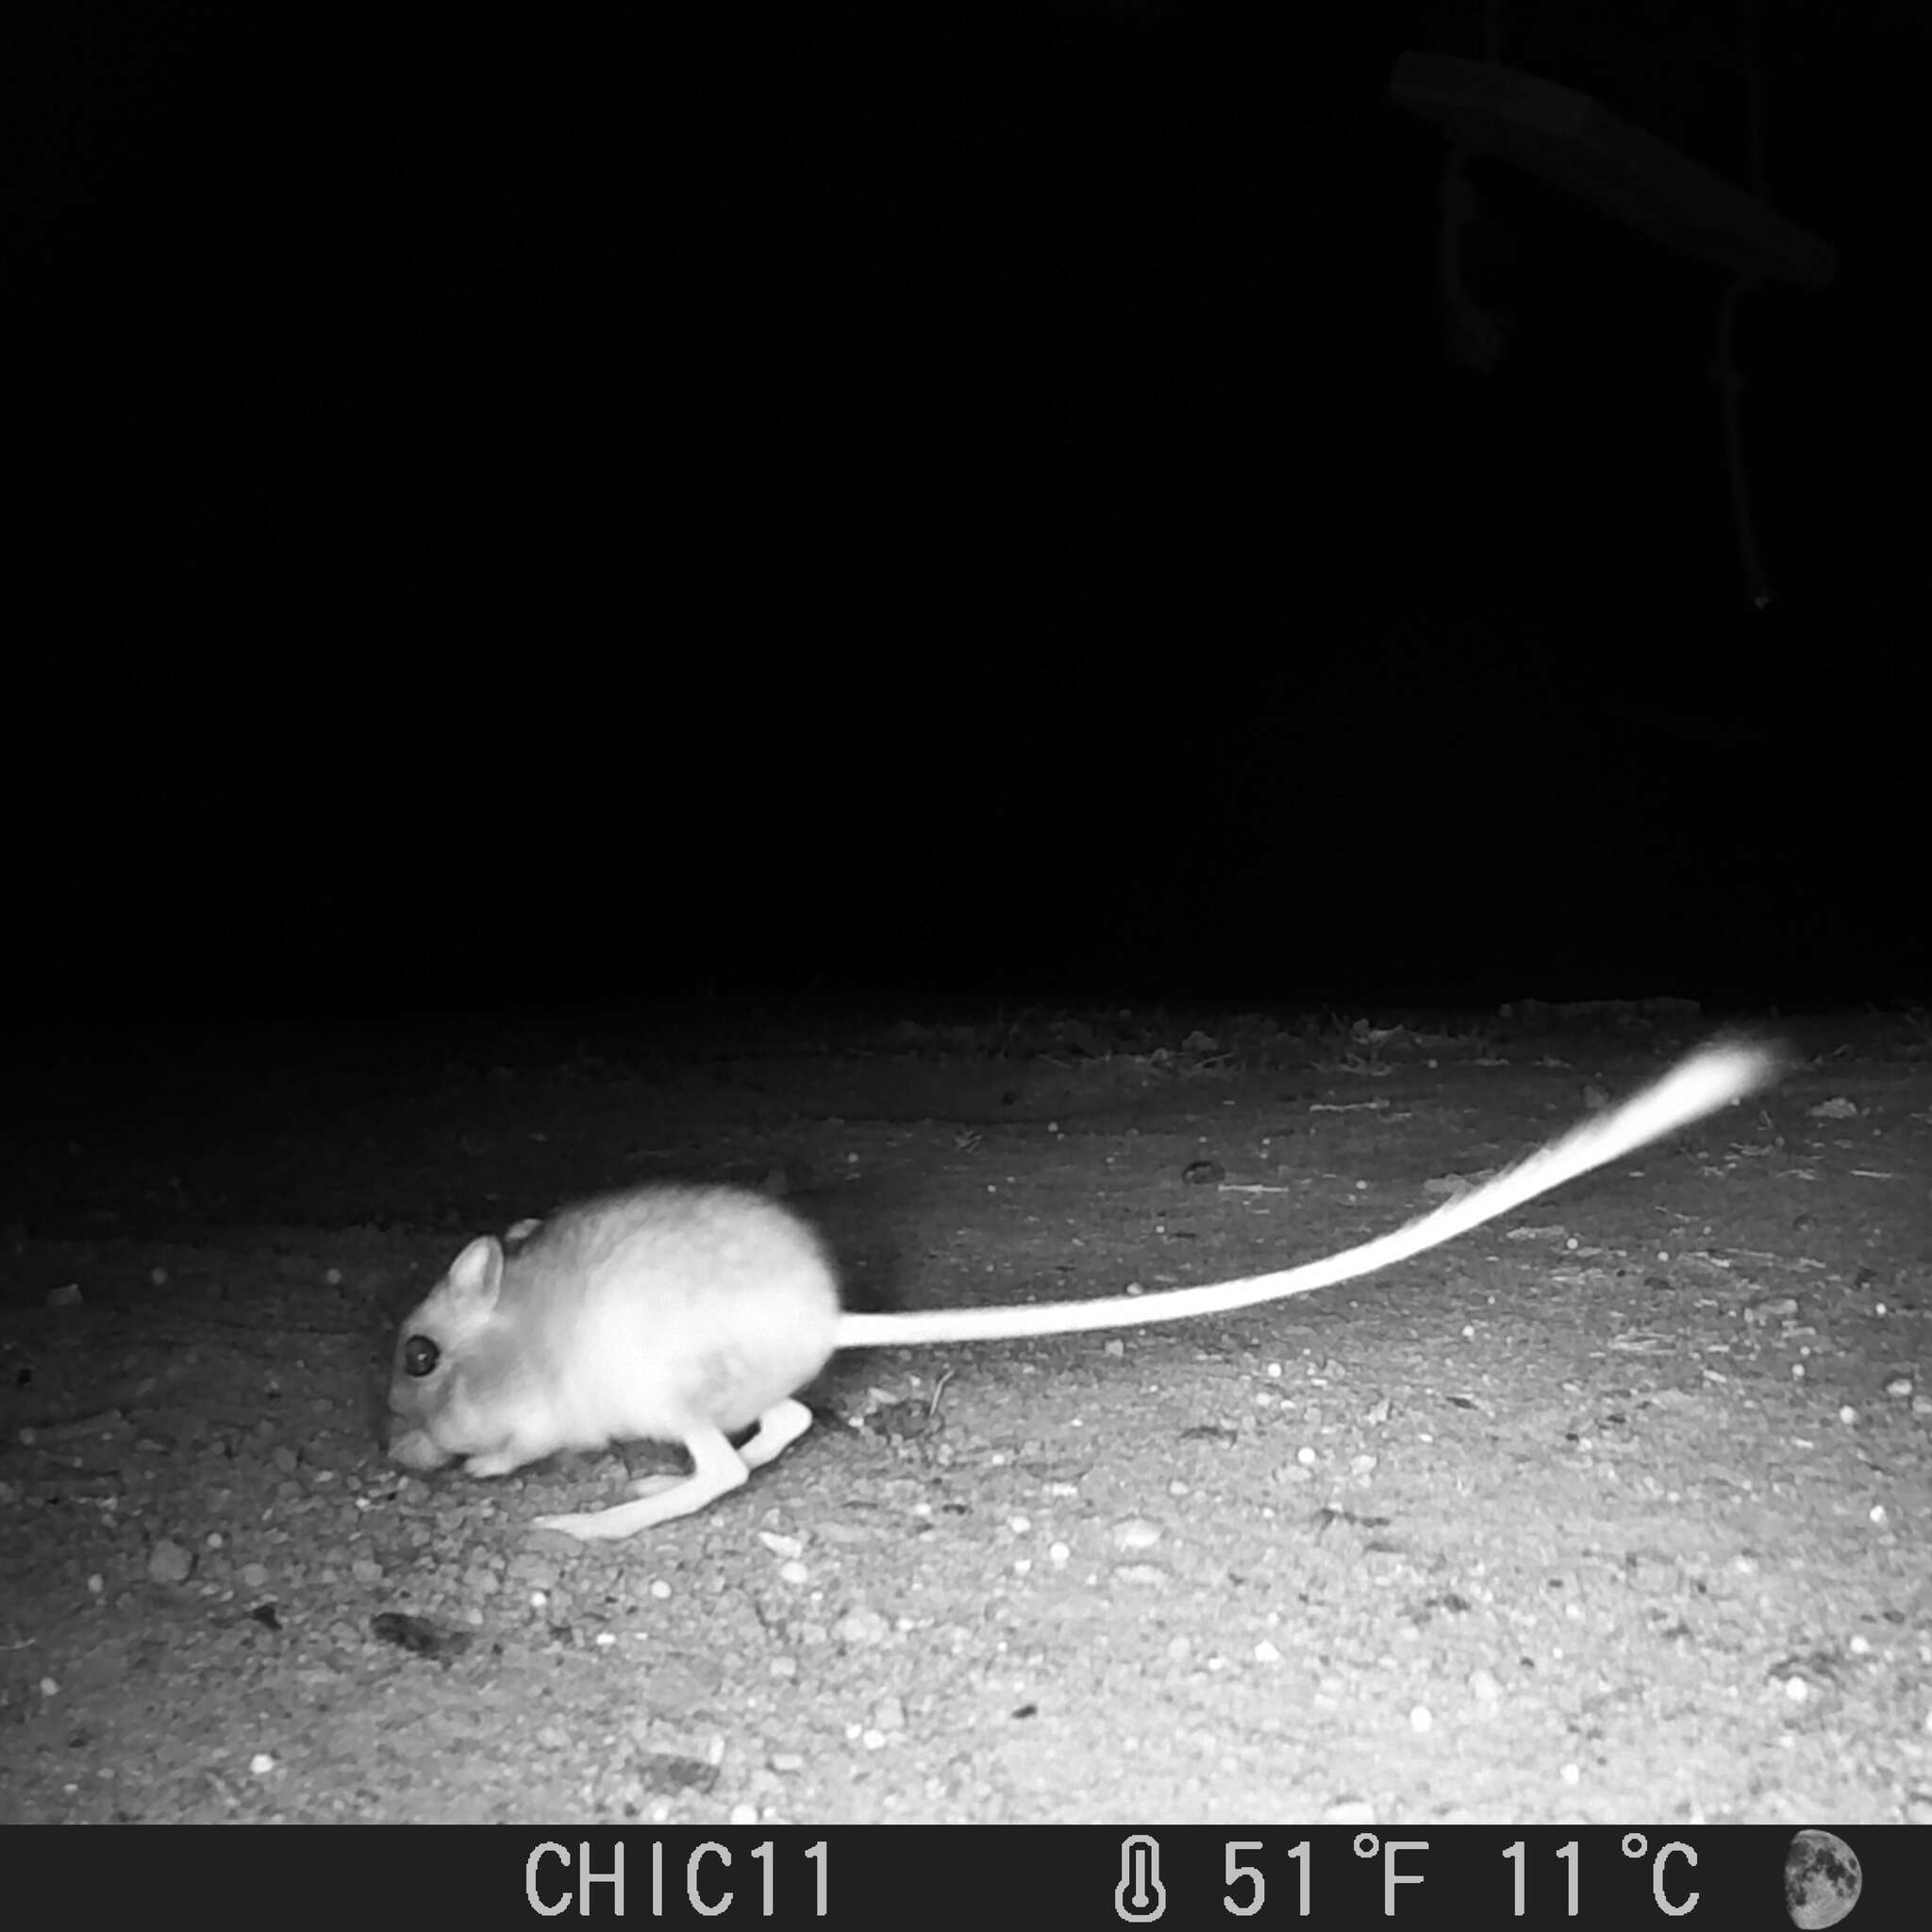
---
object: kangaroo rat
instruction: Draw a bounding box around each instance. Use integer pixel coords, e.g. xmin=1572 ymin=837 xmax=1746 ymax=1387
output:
xmin=388 ymin=1039 xmax=1777 ymax=1541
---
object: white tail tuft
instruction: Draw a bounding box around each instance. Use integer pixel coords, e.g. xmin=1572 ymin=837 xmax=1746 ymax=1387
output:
xmin=836 ymin=1039 xmax=1781 ymax=1348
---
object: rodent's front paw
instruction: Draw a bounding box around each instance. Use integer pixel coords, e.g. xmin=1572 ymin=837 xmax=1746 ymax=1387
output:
xmin=389 ymin=1428 xmax=454 ymax=1473
xmin=463 ymin=1450 xmax=525 ymax=1477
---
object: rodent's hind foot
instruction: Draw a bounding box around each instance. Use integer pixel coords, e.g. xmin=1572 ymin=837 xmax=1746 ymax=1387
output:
xmin=736 ymin=1397 xmax=813 ymax=1471
xmin=532 ymin=1424 xmax=751 ymax=1541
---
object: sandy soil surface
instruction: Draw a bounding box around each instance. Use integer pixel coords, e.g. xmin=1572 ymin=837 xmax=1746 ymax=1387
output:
xmin=2 ymin=1004 xmax=1927 ymax=1824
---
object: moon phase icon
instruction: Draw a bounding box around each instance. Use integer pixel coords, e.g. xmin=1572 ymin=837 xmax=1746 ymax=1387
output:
xmin=1785 ymin=1830 xmax=1861 ymax=1929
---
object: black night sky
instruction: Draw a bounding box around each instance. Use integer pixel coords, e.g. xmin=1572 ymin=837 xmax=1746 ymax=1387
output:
xmin=7 ymin=1 xmax=1926 ymax=1026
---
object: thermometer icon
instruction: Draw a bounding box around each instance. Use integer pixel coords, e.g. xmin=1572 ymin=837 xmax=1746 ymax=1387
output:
xmin=1115 ymin=1834 xmax=1166 ymax=1923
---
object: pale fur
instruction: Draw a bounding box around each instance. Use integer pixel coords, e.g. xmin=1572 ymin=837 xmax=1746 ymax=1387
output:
xmin=388 ymin=1039 xmax=1779 ymax=1539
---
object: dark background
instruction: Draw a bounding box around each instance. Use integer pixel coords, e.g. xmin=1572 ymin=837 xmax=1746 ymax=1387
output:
xmin=6 ymin=0 xmax=1924 ymax=1024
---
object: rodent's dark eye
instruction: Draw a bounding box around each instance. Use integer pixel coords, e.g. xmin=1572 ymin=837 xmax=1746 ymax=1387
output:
xmin=403 ymin=1335 xmax=441 ymax=1378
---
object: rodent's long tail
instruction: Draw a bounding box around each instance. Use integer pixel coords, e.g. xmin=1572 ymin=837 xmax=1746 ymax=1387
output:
xmin=834 ymin=1039 xmax=1781 ymax=1349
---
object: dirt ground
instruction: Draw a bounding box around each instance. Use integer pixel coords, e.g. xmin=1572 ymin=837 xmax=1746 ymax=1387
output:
xmin=2 ymin=1001 xmax=1927 ymax=1825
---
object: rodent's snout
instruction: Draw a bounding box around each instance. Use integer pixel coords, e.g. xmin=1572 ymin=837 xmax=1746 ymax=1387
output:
xmin=386 ymin=1328 xmax=451 ymax=1470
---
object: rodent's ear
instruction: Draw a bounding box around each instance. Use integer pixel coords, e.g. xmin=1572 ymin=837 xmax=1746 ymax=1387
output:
xmin=444 ymin=1236 xmax=505 ymax=1310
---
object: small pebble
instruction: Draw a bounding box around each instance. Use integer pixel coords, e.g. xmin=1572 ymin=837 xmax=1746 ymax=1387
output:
xmin=148 ymin=1541 xmax=193 ymax=1585
xmin=834 ymin=1608 xmax=890 ymax=1647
